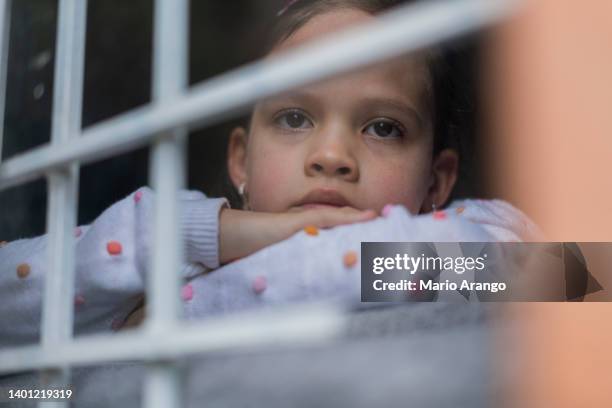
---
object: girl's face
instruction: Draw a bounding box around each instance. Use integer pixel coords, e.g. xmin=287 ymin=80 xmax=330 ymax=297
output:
xmin=228 ymin=8 xmax=458 ymax=214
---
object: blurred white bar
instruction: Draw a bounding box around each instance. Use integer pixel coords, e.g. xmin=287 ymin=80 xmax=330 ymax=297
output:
xmin=147 ymin=0 xmax=187 ymax=335
xmin=0 ymin=0 xmax=516 ymax=191
xmin=145 ymin=0 xmax=188 ymax=406
xmin=0 ymin=301 xmax=347 ymax=374
xmin=39 ymin=0 xmax=87 ymax=406
xmin=146 ymin=363 xmax=183 ymax=408
xmin=0 ymin=0 xmax=10 ymax=163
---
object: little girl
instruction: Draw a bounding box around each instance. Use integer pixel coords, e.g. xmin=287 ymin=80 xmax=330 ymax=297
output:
xmin=0 ymin=0 xmax=540 ymax=346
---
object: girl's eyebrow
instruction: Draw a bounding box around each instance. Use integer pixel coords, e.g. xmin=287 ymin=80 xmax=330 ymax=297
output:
xmin=356 ymin=97 xmax=424 ymax=129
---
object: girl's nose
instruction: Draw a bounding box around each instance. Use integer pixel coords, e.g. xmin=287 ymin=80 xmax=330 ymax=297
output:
xmin=305 ymin=134 xmax=359 ymax=181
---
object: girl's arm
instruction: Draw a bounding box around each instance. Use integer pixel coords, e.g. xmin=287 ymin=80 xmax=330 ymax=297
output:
xmin=218 ymin=206 xmax=377 ymax=264
xmin=0 ymin=188 xmax=376 ymax=345
xmin=0 ymin=187 xmax=228 ymax=347
xmin=173 ymin=199 xmax=542 ymax=318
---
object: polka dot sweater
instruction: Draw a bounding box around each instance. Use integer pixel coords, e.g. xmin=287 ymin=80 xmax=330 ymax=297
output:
xmin=0 ymin=187 xmax=228 ymax=347
xmin=0 ymin=189 xmax=541 ymax=347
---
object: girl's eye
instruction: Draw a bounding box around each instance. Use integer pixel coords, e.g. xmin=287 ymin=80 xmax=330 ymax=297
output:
xmin=275 ymin=110 xmax=313 ymax=130
xmin=365 ymin=120 xmax=404 ymax=139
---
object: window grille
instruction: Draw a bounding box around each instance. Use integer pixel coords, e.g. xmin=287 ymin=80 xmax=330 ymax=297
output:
xmin=0 ymin=0 xmax=515 ymax=406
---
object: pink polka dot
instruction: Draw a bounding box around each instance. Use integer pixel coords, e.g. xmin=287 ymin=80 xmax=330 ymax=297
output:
xmin=74 ymin=294 xmax=85 ymax=306
xmin=181 ymin=284 xmax=194 ymax=302
xmin=381 ymin=204 xmax=393 ymax=217
xmin=134 ymin=190 xmax=143 ymax=203
xmin=252 ymin=275 xmax=267 ymax=294
xmin=433 ymin=210 xmax=447 ymax=220
xmin=74 ymin=227 xmax=82 ymax=237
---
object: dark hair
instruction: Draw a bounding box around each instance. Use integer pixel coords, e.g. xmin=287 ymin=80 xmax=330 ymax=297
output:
xmin=226 ymin=0 xmax=478 ymax=208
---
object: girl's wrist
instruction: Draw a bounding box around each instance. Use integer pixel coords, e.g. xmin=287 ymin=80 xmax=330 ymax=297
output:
xmin=218 ymin=209 xmax=300 ymax=265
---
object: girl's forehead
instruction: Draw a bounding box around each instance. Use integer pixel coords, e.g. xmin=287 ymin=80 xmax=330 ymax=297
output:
xmin=288 ymin=57 xmax=427 ymax=103
xmin=262 ymin=55 xmax=430 ymax=122
xmin=272 ymin=8 xmax=374 ymax=53
xmin=268 ymin=7 xmax=432 ymax=116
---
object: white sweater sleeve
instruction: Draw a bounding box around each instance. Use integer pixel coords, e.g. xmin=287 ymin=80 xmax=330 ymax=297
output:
xmin=170 ymin=198 xmax=542 ymax=319
xmin=445 ymin=198 xmax=544 ymax=241
xmin=0 ymin=187 xmax=228 ymax=347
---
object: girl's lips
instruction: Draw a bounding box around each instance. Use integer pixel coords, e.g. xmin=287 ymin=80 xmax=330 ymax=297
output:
xmin=295 ymin=189 xmax=352 ymax=208
xmin=300 ymin=203 xmax=344 ymax=210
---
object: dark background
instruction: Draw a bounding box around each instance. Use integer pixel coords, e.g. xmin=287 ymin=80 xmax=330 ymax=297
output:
xmin=0 ymin=0 xmax=481 ymax=242
xmin=0 ymin=0 xmax=281 ymax=240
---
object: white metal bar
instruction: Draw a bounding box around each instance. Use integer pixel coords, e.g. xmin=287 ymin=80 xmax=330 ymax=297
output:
xmin=0 ymin=301 xmax=347 ymax=374
xmin=147 ymin=0 xmax=187 ymax=335
xmin=0 ymin=0 xmax=11 ymax=163
xmin=146 ymin=364 xmax=184 ymax=408
xmin=0 ymin=0 xmax=517 ymax=192
xmin=39 ymin=0 xmax=87 ymax=405
xmin=145 ymin=0 xmax=189 ymax=406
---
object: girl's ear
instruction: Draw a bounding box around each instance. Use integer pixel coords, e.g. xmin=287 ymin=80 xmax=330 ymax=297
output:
xmin=420 ymin=148 xmax=459 ymax=212
xmin=227 ymin=126 xmax=248 ymax=189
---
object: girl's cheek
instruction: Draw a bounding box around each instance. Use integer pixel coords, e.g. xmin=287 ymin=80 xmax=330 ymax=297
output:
xmin=247 ymin=146 xmax=297 ymax=211
xmin=364 ymin=160 xmax=430 ymax=213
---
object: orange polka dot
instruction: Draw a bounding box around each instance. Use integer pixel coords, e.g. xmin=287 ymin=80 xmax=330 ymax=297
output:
xmin=17 ymin=263 xmax=31 ymax=279
xmin=304 ymin=225 xmax=319 ymax=236
xmin=107 ymin=241 xmax=123 ymax=255
xmin=455 ymin=206 xmax=465 ymax=214
xmin=0 ymin=240 xmax=8 ymax=247
xmin=343 ymin=251 xmax=358 ymax=267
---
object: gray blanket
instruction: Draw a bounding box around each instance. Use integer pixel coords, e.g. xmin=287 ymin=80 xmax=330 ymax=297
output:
xmin=2 ymin=303 xmax=495 ymax=407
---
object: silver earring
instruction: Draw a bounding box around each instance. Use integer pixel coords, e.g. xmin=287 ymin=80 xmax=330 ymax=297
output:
xmin=431 ymin=202 xmax=437 ymax=212
xmin=238 ymin=182 xmax=250 ymax=210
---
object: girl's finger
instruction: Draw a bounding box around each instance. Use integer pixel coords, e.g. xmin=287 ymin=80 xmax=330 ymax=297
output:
xmin=309 ymin=207 xmax=377 ymax=228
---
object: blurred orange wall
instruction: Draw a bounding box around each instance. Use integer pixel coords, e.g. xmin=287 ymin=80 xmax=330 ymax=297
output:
xmin=486 ymin=1 xmax=612 ymax=406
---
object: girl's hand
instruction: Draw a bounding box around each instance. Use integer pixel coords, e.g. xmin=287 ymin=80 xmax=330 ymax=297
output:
xmin=219 ymin=207 xmax=377 ymax=264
